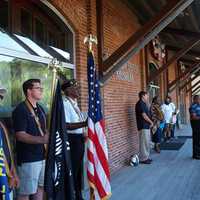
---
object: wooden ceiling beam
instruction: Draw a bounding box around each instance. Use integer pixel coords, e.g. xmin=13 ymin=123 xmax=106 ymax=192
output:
xmin=166 ymin=45 xmax=200 ymax=58
xmin=191 ymin=84 xmax=200 ymax=95
xmin=163 ymin=27 xmax=200 ymax=38
xmin=193 ymin=87 xmax=200 ymax=95
xmin=149 ymin=38 xmax=200 ymax=82
xmin=187 ymin=79 xmax=200 ymax=93
xmin=100 ymin=0 xmax=195 ymax=84
xmin=96 ymin=0 xmax=104 ymax=77
xmin=187 ymin=7 xmax=199 ymax=32
xmin=168 ymin=61 xmax=200 ymax=90
xmin=123 ymin=1 xmax=146 ymax=24
xmin=179 ymin=70 xmax=200 ymax=90
xmin=140 ymin=0 xmax=155 ymax=17
xmin=179 ymin=58 xmax=195 ymax=65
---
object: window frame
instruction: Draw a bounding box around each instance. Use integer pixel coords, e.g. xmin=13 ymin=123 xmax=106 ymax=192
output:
xmin=0 ymin=0 xmax=76 ymax=73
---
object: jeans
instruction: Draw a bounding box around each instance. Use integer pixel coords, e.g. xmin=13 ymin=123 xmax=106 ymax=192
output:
xmin=171 ymin=124 xmax=176 ymax=138
xmin=153 ymin=128 xmax=162 ymax=143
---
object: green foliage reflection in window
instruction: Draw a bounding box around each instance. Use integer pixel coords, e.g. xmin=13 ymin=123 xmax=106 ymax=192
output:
xmin=0 ymin=55 xmax=73 ymax=117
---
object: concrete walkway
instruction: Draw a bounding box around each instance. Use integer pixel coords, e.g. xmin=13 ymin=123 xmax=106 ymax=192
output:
xmin=109 ymin=125 xmax=200 ymax=200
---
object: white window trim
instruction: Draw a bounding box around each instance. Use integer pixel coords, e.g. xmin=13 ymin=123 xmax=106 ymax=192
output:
xmin=0 ymin=47 xmax=74 ymax=69
xmin=0 ymin=0 xmax=76 ymax=72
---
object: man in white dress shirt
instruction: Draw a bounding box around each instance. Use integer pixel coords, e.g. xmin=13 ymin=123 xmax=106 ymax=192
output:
xmin=161 ymin=96 xmax=174 ymax=141
xmin=61 ymin=79 xmax=87 ymax=200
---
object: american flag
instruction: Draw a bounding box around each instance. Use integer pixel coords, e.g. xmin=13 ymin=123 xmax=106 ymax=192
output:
xmin=87 ymin=51 xmax=111 ymax=199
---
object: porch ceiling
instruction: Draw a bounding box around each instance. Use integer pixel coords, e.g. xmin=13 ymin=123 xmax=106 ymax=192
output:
xmin=124 ymin=0 xmax=200 ymax=65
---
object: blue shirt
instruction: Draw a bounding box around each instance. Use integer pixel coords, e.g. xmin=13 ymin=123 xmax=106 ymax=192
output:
xmin=12 ymin=102 xmax=46 ymax=165
xmin=135 ymin=100 xmax=151 ymax=131
xmin=189 ymin=103 xmax=200 ymax=117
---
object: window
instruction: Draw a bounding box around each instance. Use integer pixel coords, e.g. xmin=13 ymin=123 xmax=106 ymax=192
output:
xmin=148 ymin=62 xmax=160 ymax=102
xmin=21 ymin=9 xmax=32 ymax=38
xmin=0 ymin=0 xmax=8 ymax=30
xmin=0 ymin=0 xmax=75 ymax=64
xmin=0 ymin=0 xmax=76 ymax=118
xmin=34 ymin=18 xmax=45 ymax=46
xmin=0 ymin=55 xmax=73 ymax=117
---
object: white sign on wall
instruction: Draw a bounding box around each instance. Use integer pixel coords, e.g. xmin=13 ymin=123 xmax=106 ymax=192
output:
xmin=115 ymin=62 xmax=137 ymax=81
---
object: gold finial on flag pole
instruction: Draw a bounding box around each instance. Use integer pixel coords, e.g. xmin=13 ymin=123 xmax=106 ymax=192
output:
xmin=84 ymin=34 xmax=97 ymax=52
xmin=48 ymin=58 xmax=61 ymax=128
xmin=48 ymin=58 xmax=61 ymax=99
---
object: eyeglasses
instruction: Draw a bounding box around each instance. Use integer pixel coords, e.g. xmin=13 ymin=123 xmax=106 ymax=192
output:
xmin=31 ymin=87 xmax=44 ymax=91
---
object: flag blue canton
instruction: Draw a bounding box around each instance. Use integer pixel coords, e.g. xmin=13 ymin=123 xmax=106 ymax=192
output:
xmin=87 ymin=52 xmax=102 ymax=123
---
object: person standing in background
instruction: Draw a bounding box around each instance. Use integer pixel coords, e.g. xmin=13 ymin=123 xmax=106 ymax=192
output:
xmin=189 ymin=95 xmax=200 ymax=159
xmin=150 ymin=96 xmax=164 ymax=153
xmin=135 ymin=91 xmax=153 ymax=164
xmin=169 ymin=98 xmax=177 ymax=139
xmin=161 ymin=96 xmax=174 ymax=141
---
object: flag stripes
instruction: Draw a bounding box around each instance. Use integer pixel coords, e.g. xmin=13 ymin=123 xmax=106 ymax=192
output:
xmin=87 ymin=51 xmax=111 ymax=199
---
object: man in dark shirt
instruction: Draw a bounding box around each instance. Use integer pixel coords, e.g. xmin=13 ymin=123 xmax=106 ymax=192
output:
xmin=189 ymin=95 xmax=200 ymax=159
xmin=12 ymin=79 xmax=49 ymax=200
xmin=135 ymin=91 xmax=153 ymax=164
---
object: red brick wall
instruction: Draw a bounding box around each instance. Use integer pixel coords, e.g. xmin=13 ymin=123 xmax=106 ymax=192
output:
xmin=102 ymin=0 xmax=142 ymax=173
xmin=50 ymin=0 xmax=189 ymax=173
xmin=51 ymin=0 xmax=142 ymax=173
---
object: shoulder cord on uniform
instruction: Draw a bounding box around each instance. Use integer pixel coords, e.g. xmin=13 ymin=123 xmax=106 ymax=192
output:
xmin=65 ymin=97 xmax=84 ymax=122
xmin=25 ymin=99 xmax=47 ymax=152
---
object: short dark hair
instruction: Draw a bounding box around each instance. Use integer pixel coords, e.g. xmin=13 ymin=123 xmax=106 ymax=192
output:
xmin=138 ymin=91 xmax=147 ymax=99
xmin=152 ymin=96 xmax=158 ymax=103
xmin=193 ymin=95 xmax=199 ymax=101
xmin=165 ymin=96 xmax=171 ymax=101
xmin=23 ymin=79 xmax=41 ymax=96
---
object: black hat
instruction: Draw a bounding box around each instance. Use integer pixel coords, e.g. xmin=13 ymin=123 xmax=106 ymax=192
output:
xmin=0 ymin=85 xmax=7 ymax=97
xmin=61 ymin=79 xmax=78 ymax=91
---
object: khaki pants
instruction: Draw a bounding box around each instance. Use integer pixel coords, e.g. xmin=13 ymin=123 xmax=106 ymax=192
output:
xmin=139 ymin=129 xmax=151 ymax=161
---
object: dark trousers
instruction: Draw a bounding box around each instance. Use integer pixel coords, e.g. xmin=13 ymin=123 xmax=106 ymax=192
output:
xmin=68 ymin=134 xmax=85 ymax=200
xmin=191 ymin=120 xmax=200 ymax=158
xmin=153 ymin=128 xmax=162 ymax=143
xmin=171 ymin=124 xmax=176 ymax=138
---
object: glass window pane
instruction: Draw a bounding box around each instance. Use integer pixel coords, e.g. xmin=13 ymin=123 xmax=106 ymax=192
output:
xmin=50 ymin=46 xmax=70 ymax=61
xmin=0 ymin=31 xmax=29 ymax=54
xmin=21 ymin=9 xmax=32 ymax=38
xmin=35 ymin=18 xmax=45 ymax=46
xmin=15 ymin=34 xmax=52 ymax=58
xmin=0 ymin=0 xmax=8 ymax=30
xmin=0 ymin=55 xmax=73 ymax=118
xmin=47 ymin=31 xmax=58 ymax=47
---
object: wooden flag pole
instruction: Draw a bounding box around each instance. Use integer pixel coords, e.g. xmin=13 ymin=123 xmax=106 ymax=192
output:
xmin=84 ymin=34 xmax=97 ymax=200
xmin=43 ymin=58 xmax=60 ymax=200
xmin=47 ymin=58 xmax=61 ymax=128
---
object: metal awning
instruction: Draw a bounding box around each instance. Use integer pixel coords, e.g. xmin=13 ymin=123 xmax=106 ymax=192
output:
xmin=0 ymin=29 xmax=74 ymax=69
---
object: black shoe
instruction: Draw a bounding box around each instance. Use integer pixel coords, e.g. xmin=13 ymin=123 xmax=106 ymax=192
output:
xmin=140 ymin=159 xmax=152 ymax=164
xmin=154 ymin=143 xmax=161 ymax=153
xmin=164 ymin=137 xmax=168 ymax=142
xmin=193 ymin=156 xmax=200 ymax=160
